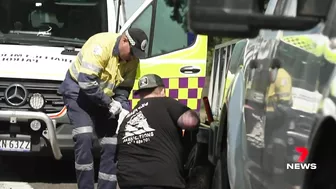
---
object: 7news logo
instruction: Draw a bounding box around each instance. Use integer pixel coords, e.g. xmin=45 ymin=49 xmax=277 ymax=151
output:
xmin=286 ymin=147 xmax=317 ymax=170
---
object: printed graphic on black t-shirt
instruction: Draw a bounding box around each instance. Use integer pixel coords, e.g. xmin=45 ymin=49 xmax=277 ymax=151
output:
xmin=117 ymin=97 xmax=190 ymax=189
xmin=122 ymin=102 xmax=155 ymax=144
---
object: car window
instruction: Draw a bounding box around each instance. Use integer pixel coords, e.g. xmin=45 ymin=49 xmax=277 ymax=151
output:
xmin=129 ymin=4 xmax=153 ymax=57
xmin=0 ymin=0 xmax=105 ymax=40
xmin=150 ymin=0 xmax=192 ymax=57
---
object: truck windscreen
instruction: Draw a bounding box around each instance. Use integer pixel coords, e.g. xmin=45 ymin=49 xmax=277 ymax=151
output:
xmin=0 ymin=0 xmax=106 ymax=40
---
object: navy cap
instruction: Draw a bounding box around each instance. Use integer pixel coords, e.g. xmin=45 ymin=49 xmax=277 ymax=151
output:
xmin=125 ymin=28 xmax=148 ymax=59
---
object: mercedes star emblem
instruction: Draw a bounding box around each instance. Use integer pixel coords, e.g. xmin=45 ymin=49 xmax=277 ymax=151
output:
xmin=5 ymin=84 xmax=28 ymax=106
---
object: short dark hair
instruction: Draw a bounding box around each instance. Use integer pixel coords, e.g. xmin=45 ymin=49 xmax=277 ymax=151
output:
xmin=138 ymin=86 xmax=165 ymax=98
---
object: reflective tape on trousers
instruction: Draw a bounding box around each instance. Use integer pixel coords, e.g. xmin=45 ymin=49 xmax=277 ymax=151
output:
xmin=98 ymin=172 xmax=117 ymax=182
xmin=72 ymin=126 xmax=93 ymax=137
xmin=99 ymin=137 xmax=117 ymax=145
xmin=75 ymin=162 xmax=93 ymax=171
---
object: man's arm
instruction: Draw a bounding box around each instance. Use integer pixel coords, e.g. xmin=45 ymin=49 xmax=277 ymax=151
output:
xmin=177 ymin=110 xmax=200 ymax=130
xmin=166 ymin=98 xmax=200 ymax=130
xmin=114 ymin=86 xmax=132 ymax=110
xmin=77 ymin=44 xmax=112 ymax=108
xmin=113 ymin=60 xmax=139 ymax=111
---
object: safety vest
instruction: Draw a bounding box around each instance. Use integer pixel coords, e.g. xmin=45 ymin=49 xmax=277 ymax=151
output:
xmin=69 ymin=32 xmax=139 ymax=97
xmin=266 ymin=68 xmax=292 ymax=112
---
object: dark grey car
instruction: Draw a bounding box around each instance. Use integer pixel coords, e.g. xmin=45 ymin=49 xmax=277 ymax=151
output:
xmin=205 ymin=1 xmax=336 ymax=189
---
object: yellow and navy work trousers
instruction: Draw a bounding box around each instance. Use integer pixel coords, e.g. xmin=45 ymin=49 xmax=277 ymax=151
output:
xmin=63 ymin=91 xmax=118 ymax=189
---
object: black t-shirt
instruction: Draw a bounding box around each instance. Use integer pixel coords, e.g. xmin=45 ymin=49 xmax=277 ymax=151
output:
xmin=116 ymin=97 xmax=190 ymax=188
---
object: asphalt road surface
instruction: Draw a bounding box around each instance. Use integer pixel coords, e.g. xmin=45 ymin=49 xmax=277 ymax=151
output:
xmin=0 ymin=156 xmax=100 ymax=189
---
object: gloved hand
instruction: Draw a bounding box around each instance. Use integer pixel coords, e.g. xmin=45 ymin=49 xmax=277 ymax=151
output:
xmin=109 ymin=99 xmax=122 ymax=117
xmin=116 ymin=108 xmax=130 ymax=134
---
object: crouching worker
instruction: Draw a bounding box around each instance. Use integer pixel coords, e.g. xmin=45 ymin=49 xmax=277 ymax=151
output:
xmin=58 ymin=28 xmax=148 ymax=189
xmin=116 ymin=74 xmax=200 ymax=189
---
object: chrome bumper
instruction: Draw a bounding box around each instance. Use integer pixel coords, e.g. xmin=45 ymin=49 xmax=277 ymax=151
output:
xmin=0 ymin=110 xmax=62 ymax=160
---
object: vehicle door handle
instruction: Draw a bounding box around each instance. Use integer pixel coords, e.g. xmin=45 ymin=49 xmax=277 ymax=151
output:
xmin=180 ymin=66 xmax=200 ymax=74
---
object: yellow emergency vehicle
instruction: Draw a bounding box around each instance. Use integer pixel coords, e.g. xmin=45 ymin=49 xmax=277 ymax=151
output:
xmin=119 ymin=0 xmax=207 ymax=111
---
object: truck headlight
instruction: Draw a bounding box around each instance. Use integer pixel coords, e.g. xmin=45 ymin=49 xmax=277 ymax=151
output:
xmin=29 ymin=93 xmax=45 ymax=110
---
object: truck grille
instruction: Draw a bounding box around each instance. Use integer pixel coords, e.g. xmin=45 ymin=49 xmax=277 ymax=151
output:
xmin=0 ymin=78 xmax=64 ymax=113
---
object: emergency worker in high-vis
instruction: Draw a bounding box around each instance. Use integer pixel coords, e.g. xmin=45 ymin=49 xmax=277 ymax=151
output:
xmin=264 ymin=67 xmax=292 ymax=146
xmin=266 ymin=68 xmax=292 ymax=114
xmin=264 ymin=67 xmax=292 ymax=175
xmin=58 ymin=28 xmax=148 ymax=189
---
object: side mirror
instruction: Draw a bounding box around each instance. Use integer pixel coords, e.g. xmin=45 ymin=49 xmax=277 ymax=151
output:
xmin=322 ymin=0 xmax=336 ymax=38
xmin=188 ymin=0 xmax=334 ymax=38
xmin=187 ymin=0 xmax=260 ymax=38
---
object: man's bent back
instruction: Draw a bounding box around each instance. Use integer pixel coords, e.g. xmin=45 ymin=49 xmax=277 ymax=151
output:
xmin=117 ymin=74 xmax=200 ymax=189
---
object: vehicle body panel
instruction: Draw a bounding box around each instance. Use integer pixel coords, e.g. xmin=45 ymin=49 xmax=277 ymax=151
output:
xmin=222 ymin=23 xmax=336 ymax=189
xmin=0 ymin=44 xmax=76 ymax=81
xmin=206 ymin=0 xmax=336 ymax=187
xmin=226 ymin=70 xmax=249 ymax=189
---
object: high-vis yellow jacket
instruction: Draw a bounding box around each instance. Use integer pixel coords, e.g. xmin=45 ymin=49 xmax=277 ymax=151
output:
xmin=266 ymin=68 xmax=292 ymax=112
xmin=59 ymin=32 xmax=139 ymax=109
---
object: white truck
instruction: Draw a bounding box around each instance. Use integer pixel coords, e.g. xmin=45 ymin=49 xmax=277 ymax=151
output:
xmin=0 ymin=0 xmax=130 ymax=160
